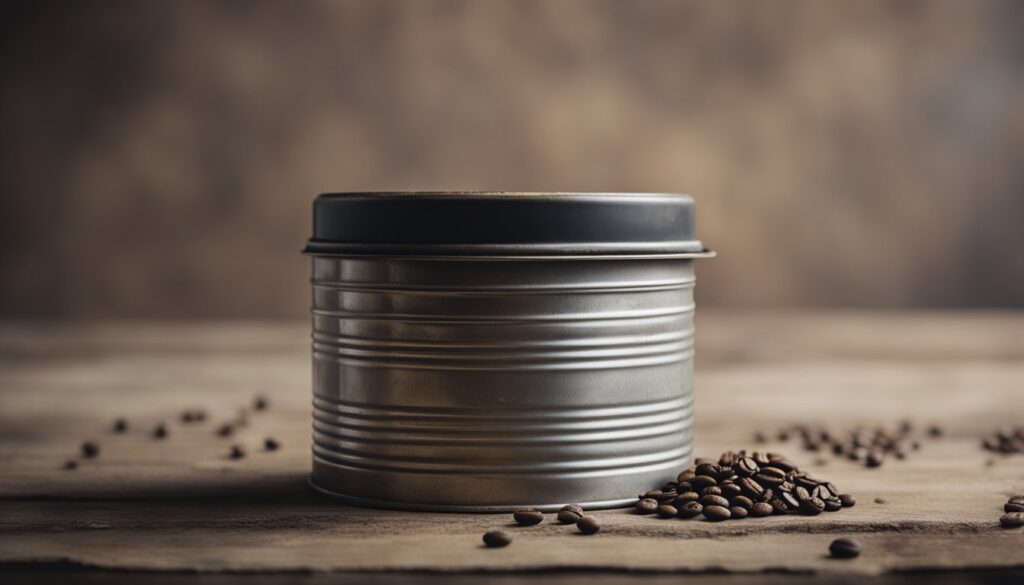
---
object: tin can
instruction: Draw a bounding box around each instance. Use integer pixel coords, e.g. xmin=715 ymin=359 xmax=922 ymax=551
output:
xmin=305 ymin=193 xmax=712 ymax=511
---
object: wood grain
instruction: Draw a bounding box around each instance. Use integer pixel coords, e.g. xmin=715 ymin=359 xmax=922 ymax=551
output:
xmin=1 ymin=312 xmax=1022 ymax=574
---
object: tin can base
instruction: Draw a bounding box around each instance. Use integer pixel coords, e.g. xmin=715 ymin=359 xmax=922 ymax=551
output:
xmin=308 ymin=478 xmax=639 ymax=513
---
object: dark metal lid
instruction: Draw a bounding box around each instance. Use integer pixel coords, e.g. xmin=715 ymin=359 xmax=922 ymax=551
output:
xmin=304 ymin=192 xmax=706 ymax=256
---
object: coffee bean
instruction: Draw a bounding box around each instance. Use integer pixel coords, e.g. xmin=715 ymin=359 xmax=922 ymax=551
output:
xmin=264 ymin=437 xmax=280 ymax=451
xmin=702 ymin=505 xmax=731 ymax=521
xmin=729 ymin=506 xmax=749 ymax=519
xmin=1000 ymin=512 xmax=1024 ymax=529
xmin=513 ymin=508 xmax=544 ymax=526
xmin=739 ymin=477 xmax=765 ymax=499
xmin=657 ymin=504 xmax=678 ymax=518
xmin=636 ymin=498 xmax=658 ymax=514
xmin=769 ymin=497 xmax=790 ymax=515
xmin=866 ymin=450 xmax=885 ymax=468
xmin=558 ymin=504 xmax=584 ymax=524
xmin=229 ymin=445 xmax=245 ymax=460
xmin=113 ymin=418 xmax=128 ymax=433
xmin=691 ymin=475 xmax=718 ymax=491
xmin=735 ymin=457 xmax=759 ymax=477
xmin=153 ymin=424 xmax=168 ymax=439
xmin=1005 ymin=496 xmax=1024 ymax=513
xmin=695 ymin=463 xmax=721 ymax=478
xmin=799 ymin=496 xmax=826 ymax=515
xmin=63 ymin=460 xmax=78 ymax=470
xmin=254 ymin=395 xmax=269 ymax=411
xmin=483 ymin=530 xmax=512 ymax=547
xmin=699 ymin=494 xmax=730 ymax=508
xmin=829 ymin=537 xmax=861 ymax=559
xmin=752 ymin=451 xmax=771 ymax=466
xmin=813 ymin=484 xmax=836 ymax=500
xmin=824 ymin=498 xmax=843 ymax=512
xmin=754 ymin=467 xmax=786 ymax=486
xmin=720 ymin=483 xmax=742 ymax=498
xmin=81 ymin=441 xmax=100 ymax=458
xmin=577 ymin=516 xmax=601 ymax=534
xmin=926 ymin=425 xmax=943 ymax=438
xmin=781 ymin=492 xmax=800 ymax=510
xmin=216 ymin=424 xmax=234 ymax=438
xmin=794 ymin=486 xmax=810 ymax=501
xmin=674 ymin=491 xmax=700 ymax=505
xmin=874 ymin=497 xmax=888 ymax=504
xmin=678 ymin=501 xmax=703 ymax=519
xmin=754 ymin=431 xmax=768 ymax=444
xmin=750 ymin=502 xmax=773 ymax=517
xmin=677 ymin=469 xmax=696 ymax=483
xmin=730 ymin=496 xmax=753 ymax=510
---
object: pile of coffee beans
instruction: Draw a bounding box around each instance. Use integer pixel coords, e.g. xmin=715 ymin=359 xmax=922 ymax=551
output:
xmin=636 ymin=451 xmax=853 ymax=520
xmin=755 ymin=422 xmax=942 ymax=468
xmin=1000 ymin=495 xmax=1024 ymax=529
xmin=982 ymin=426 xmax=1024 ymax=455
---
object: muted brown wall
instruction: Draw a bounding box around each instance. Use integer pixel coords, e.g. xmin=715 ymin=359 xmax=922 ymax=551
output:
xmin=1 ymin=0 xmax=1023 ymax=319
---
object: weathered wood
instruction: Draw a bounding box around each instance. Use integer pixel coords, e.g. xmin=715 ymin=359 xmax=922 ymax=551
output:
xmin=0 ymin=312 xmax=1022 ymax=574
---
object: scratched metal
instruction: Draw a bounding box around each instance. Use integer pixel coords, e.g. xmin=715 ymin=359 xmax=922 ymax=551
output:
xmin=308 ymin=254 xmax=704 ymax=511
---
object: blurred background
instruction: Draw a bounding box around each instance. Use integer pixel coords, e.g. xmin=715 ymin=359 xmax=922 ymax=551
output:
xmin=1 ymin=0 xmax=1022 ymax=319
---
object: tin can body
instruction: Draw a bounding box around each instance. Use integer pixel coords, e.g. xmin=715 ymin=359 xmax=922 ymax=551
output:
xmin=309 ymin=254 xmax=697 ymax=511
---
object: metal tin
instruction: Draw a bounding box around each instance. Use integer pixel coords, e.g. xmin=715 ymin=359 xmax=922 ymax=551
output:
xmin=305 ymin=193 xmax=712 ymax=511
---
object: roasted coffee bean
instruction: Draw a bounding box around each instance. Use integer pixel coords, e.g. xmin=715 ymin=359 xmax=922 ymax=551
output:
xmin=754 ymin=431 xmax=768 ymax=444
xmin=750 ymin=502 xmax=774 ymax=517
xmin=703 ymin=505 xmax=731 ymax=521
xmin=513 ymin=508 xmax=544 ymax=526
xmin=642 ymin=489 xmax=668 ymax=501
xmin=695 ymin=463 xmax=721 ymax=478
xmin=636 ymin=498 xmax=659 ymax=514
xmin=926 ymin=425 xmax=943 ymax=438
xmin=264 ymin=437 xmax=280 ymax=451
xmin=777 ymin=430 xmax=790 ymax=441
xmin=577 ymin=516 xmax=601 ymax=534
xmin=113 ymin=418 xmax=128 ymax=433
xmin=152 ymin=424 xmax=168 ymax=439
xmin=778 ymin=481 xmax=794 ymax=494
xmin=730 ymin=496 xmax=753 ymax=510
xmin=63 ymin=460 xmax=78 ymax=470
xmin=874 ymin=497 xmax=888 ymax=504
xmin=799 ymin=496 xmax=826 ymax=515
xmin=735 ymin=457 xmax=759 ymax=477
xmin=769 ymin=497 xmax=790 ymax=515
xmin=216 ymin=424 xmax=234 ymax=438
xmin=730 ymin=506 xmax=749 ymax=519
xmin=700 ymin=495 xmax=730 ymax=508
xmin=703 ymin=486 xmax=722 ymax=496
xmin=1000 ymin=512 xmax=1024 ymax=528
xmin=752 ymin=451 xmax=772 ymax=466
xmin=691 ymin=475 xmax=718 ymax=491
xmin=674 ymin=492 xmax=700 ymax=505
xmin=483 ymin=530 xmax=512 ymax=547
xmin=782 ymin=492 xmax=800 ymax=510
xmin=720 ymin=483 xmax=742 ymax=498
xmin=694 ymin=457 xmax=715 ymax=466
xmin=738 ymin=477 xmax=765 ymax=499
xmin=558 ymin=504 xmax=584 ymax=524
xmin=829 ymin=538 xmax=861 ymax=559
xmin=760 ymin=488 xmax=774 ymax=502
xmin=824 ymin=498 xmax=843 ymax=512
xmin=794 ymin=486 xmax=810 ymax=501
xmin=657 ymin=504 xmax=678 ymax=518
xmin=866 ymin=450 xmax=885 ymax=468
xmin=754 ymin=467 xmax=786 ymax=486
xmin=81 ymin=441 xmax=100 ymax=458
xmin=678 ymin=501 xmax=703 ymax=519
xmin=1005 ymin=496 xmax=1024 ymax=513
xmin=813 ymin=484 xmax=836 ymax=500
xmin=254 ymin=395 xmax=269 ymax=411
xmin=718 ymin=451 xmax=739 ymax=467
xmin=229 ymin=445 xmax=245 ymax=460
xmin=770 ymin=458 xmax=798 ymax=472
xmin=677 ymin=469 xmax=696 ymax=483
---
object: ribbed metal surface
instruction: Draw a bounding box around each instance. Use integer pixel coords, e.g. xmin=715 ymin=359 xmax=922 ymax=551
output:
xmin=309 ymin=255 xmax=698 ymax=511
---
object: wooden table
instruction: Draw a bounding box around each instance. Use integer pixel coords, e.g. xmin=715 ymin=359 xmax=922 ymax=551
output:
xmin=1 ymin=312 xmax=1022 ymax=582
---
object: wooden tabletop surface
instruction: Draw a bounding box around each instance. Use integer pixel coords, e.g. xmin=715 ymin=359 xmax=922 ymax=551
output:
xmin=1 ymin=311 xmax=1022 ymax=579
